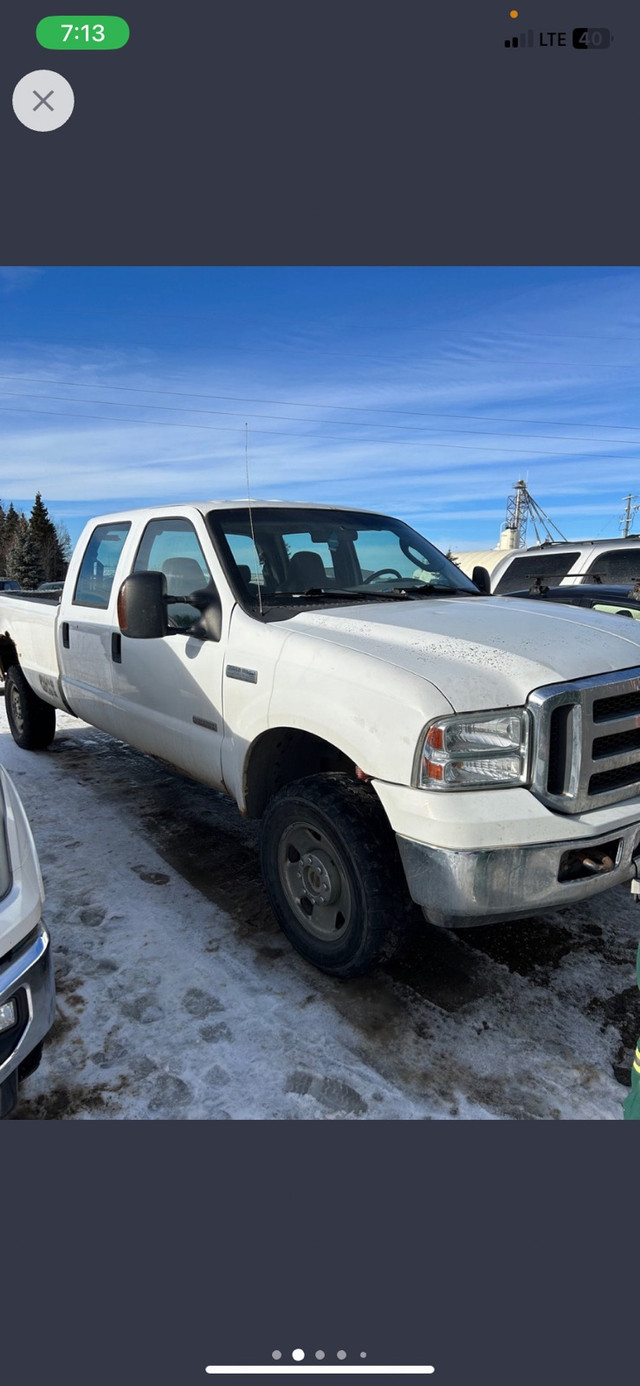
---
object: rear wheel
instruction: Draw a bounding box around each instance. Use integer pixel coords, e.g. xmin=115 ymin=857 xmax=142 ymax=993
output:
xmin=5 ymin=665 xmax=56 ymax=750
xmin=259 ymin=773 xmax=408 ymax=977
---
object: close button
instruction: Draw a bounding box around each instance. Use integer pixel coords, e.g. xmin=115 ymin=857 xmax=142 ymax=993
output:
xmin=12 ymin=69 xmax=75 ymax=131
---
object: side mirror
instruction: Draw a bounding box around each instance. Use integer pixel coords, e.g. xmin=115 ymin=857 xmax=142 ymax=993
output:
xmin=186 ymin=587 xmax=223 ymax=642
xmin=471 ymin=565 xmax=491 ymax=595
xmin=117 ymin=571 xmax=167 ymax=639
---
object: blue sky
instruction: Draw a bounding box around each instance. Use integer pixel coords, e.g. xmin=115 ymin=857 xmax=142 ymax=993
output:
xmin=3 ymin=265 xmax=640 ymax=554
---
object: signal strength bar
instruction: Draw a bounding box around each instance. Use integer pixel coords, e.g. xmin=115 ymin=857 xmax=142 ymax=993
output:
xmin=505 ymin=30 xmax=534 ymax=47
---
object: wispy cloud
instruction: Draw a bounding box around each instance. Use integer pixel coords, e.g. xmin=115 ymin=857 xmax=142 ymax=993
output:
xmin=2 ymin=267 xmax=640 ymax=551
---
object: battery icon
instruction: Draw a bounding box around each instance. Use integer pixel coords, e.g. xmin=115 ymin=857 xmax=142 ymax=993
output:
xmin=573 ymin=27 xmax=612 ymax=48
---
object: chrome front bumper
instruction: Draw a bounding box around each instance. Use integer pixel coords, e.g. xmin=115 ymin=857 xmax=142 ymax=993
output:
xmin=0 ymin=923 xmax=56 ymax=1112
xmin=396 ymin=821 xmax=640 ymax=927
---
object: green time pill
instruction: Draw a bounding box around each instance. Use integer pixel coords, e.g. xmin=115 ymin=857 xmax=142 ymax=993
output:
xmin=36 ymin=15 xmax=130 ymax=49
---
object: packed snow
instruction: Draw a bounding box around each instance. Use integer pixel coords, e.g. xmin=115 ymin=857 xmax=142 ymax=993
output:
xmin=1 ymin=699 xmax=638 ymax=1120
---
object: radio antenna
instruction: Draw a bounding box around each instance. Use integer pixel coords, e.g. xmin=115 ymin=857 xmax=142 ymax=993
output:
xmin=245 ymin=422 xmax=263 ymax=615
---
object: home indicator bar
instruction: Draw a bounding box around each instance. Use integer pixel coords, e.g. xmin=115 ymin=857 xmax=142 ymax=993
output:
xmin=205 ymin=1368 xmax=435 ymax=1376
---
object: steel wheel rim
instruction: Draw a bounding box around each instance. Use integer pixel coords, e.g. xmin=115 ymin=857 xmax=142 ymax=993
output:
xmin=278 ymin=820 xmax=354 ymax=942
xmin=9 ymin=683 xmax=24 ymax=735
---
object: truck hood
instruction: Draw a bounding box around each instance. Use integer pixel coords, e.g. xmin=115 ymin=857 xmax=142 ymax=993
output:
xmin=287 ymin=596 xmax=640 ymax=711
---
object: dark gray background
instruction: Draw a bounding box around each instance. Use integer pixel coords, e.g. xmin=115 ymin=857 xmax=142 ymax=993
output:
xmin=0 ymin=1 xmax=638 ymax=263
xmin=4 ymin=1124 xmax=637 ymax=1383
xmin=2 ymin=2 xmax=638 ymax=1382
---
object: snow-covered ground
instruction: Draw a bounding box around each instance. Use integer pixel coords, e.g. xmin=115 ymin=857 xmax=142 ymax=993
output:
xmin=2 ymin=699 xmax=638 ymax=1120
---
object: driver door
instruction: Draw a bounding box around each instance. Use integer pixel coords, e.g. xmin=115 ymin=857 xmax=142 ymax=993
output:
xmin=110 ymin=515 xmax=227 ymax=788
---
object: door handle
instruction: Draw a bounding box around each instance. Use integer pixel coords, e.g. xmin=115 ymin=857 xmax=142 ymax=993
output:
xmin=61 ymin=622 xmax=70 ymax=648
xmin=111 ymin=632 xmax=122 ymax=663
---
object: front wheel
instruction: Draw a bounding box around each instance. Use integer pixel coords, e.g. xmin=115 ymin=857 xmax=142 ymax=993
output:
xmin=259 ymin=773 xmax=408 ymax=977
xmin=5 ymin=665 xmax=56 ymax=750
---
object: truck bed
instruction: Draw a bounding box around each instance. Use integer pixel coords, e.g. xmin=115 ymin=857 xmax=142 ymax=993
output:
xmin=1 ymin=591 xmax=62 ymax=604
xmin=0 ymin=593 xmax=61 ymax=695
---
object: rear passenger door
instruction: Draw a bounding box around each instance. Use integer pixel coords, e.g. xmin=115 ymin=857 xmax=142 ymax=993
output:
xmin=57 ymin=520 xmax=132 ymax=726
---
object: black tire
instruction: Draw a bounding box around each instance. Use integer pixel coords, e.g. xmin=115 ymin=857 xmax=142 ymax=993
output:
xmin=259 ymin=772 xmax=409 ymax=978
xmin=5 ymin=664 xmax=56 ymax=750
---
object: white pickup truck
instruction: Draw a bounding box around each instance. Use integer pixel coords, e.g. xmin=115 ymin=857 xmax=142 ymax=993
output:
xmin=3 ymin=499 xmax=640 ymax=978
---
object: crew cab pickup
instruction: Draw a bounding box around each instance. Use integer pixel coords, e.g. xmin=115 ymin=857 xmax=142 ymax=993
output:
xmin=0 ymin=765 xmax=55 ymax=1116
xmin=3 ymin=500 xmax=640 ymax=978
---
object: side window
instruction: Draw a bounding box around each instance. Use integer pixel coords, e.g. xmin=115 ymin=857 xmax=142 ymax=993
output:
xmin=584 ymin=550 xmax=640 ymax=584
xmin=494 ymin=551 xmax=580 ymax=594
xmin=133 ymin=518 xmax=212 ymax=630
xmin=73 ymin=522 xmax=131 ymax=608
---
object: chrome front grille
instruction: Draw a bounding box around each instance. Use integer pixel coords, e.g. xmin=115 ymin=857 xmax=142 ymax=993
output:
xmin=529 ymin=667 xmax=640 ymax=812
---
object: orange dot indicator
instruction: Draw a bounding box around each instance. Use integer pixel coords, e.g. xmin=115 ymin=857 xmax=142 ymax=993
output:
xmin=510 ymin=8 xmax=519 ymax=16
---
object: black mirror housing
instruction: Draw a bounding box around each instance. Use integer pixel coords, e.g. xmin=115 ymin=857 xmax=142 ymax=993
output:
xmin=118 ymin=571 xmax=167 ymax=639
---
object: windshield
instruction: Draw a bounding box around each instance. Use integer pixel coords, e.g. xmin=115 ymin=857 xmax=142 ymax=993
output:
xmin=207 ymin=506 xmax=478 ymax=614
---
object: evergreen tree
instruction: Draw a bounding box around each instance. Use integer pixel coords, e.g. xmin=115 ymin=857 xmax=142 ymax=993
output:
xmin=1 ymin=503 xmax=23 ymax=574
xmin=40 ymin=529 xmax=67 ymax=581
xmin=29 ymin=492 xmax=53 ymax=545
xmin=29 ymin=491 xmax=66 ymax=581
xmin=6 ymin=516 xmax=44 ymax=589
xmin=3 ymin=502 xmax=21 ymax=548
xmin=0 ymin=495 xmax=69 ymax=581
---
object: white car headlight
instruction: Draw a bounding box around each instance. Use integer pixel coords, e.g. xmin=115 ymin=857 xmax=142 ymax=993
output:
xmin=417 ymin=709 xmax=532 ymax=790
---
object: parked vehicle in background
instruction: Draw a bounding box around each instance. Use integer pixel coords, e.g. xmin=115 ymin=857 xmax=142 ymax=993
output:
xmin=5 ymin=500 xmax=640 ymax=978
xmin=504 ymin=582 xmax=640 ymax=619
xmin=0 ymin=579 xmax=21 ymax=592
xmin=484 ymin=536 xmax=640 ymax=595
xmin=0 ymin=765 xmax=56 ymax=1117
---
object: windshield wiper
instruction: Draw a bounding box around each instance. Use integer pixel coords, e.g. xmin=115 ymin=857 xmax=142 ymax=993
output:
xmin=254 ymin=585 xmax=477 ymax=614
xmin=388 ymin=582 xmax=475 ymax=597
xmin=261 ymin=587 xmax=411 ymax=603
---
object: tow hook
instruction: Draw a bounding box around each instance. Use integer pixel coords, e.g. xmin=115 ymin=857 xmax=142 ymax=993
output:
xmin=577 ymin=848 xmax=615 ymax=874
xmin=559 ymin=841 xmax=620 ymax=883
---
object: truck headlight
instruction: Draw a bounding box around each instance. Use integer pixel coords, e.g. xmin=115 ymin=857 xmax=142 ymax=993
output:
xmin=417 ymin=709 xmax=532 ymax=790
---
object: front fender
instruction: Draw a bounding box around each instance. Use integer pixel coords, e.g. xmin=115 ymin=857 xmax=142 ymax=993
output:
xmin=266 ymin=635 xmax=454 ymax=786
